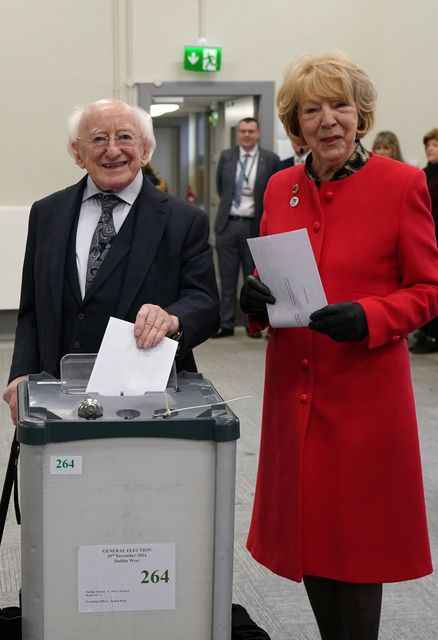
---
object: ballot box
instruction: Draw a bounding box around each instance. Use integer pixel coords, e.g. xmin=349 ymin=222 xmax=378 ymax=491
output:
xmin=17 ymin=358 xmax=239 ymax=640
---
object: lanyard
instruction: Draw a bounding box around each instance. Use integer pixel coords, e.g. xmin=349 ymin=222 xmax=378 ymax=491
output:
xmin=239 ymin=152 xmax=258 ymax=183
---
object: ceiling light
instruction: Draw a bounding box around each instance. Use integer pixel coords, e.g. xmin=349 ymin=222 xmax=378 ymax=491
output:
xmin=150 ymin=104 xmax=181 ymax=117
xmin=153 ymin=96 xmax=184 ymax=103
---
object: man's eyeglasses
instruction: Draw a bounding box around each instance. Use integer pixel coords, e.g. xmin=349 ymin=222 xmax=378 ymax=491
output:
xmin=80 ymin=133 xmax=142 ymax=148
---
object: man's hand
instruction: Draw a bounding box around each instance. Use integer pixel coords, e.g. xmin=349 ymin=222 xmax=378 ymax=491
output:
xmin=134 ymin=304 xmax=180 ymax=349
xmin=2 ymin=375 xmax=28 ymax=425
xmin=309 ymin=302 xmax=368 ymax=342
xmin=240 ymin=275 xmax=276 ymax=316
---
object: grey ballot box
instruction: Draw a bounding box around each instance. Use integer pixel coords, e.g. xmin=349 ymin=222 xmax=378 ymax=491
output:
xmin=17 ymin=367 xmax=239 ymax=640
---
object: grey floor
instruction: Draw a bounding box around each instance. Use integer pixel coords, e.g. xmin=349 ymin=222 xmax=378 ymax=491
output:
xmin=1 ymin=330 xmax=437 ymax=638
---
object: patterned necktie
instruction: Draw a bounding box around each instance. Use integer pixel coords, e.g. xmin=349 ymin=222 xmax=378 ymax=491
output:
xmin=233 ymin=153 xmax=250 ymax=208
xmin=85 ymin=193 xmax=121 ymax=290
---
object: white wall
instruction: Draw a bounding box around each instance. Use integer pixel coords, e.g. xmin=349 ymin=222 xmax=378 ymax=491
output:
xmin=132 ymin=0 xmax=437 ymax=161
xmin=0 ymin=208 xmax=30 ymax=308
xmin=0 ymin=1 xmax=116 ymax=205
xmin=0 ymin=0 xmax=437 ymax=307
xmin=377 ymin=0 xmax=437 ymax=165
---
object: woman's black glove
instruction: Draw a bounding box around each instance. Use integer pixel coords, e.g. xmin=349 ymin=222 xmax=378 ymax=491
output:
xmin=240 ymin=275 xmax=276 ymax=323
xmin=308 ymin=302 xmax=368 ymax=342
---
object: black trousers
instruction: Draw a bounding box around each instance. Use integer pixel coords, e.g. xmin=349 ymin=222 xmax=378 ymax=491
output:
xmin=215 ymin=219 xmax=255 ymax=329
xmin=421 ymin=315 xmax=438 ymax=339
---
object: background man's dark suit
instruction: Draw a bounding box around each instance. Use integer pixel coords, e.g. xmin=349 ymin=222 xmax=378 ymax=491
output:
xmin=9 ymin=175 xmax=219 ymax=381
xmin=214 ymin=145 xmax=280 ymax=334
xmin=215 ymin=146 xmax=280 ymax=238
xmin=278 ymin=156 xmax=295 ymax=170
xmin=277 ymin=143 xmax=310 ymax=170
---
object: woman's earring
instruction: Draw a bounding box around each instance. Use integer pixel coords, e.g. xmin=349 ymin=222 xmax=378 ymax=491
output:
xmin=355 ymin=136 xmax=360 ymax=144
xmin=299 ymin=147 xmax=304 ymax=155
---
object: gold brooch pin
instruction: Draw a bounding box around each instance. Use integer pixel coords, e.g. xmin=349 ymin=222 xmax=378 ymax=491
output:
xmin=292 ymin=183 xmax=299 ymax=195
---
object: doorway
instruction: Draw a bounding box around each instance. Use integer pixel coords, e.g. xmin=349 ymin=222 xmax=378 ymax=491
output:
xmin=137 ymin=81 xmax=276 ymax=228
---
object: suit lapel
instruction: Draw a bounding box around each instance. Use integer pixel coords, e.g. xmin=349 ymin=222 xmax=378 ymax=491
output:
xmin=116 ymin=178 xmax=170 ymax=317
xmin=49 ymin=177 xmax=87 ymax=320
xmin=65 ymin=217 xmax=82 ymax=305
xmin=232 ymin=147 xmax=240 ymax=178
xmin=254 ymin=148 xmax=266 ymax=199
xmin=229 ymin=147 xmax=241 ymax=200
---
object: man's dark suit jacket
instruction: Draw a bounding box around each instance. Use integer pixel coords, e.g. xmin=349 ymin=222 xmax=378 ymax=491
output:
xmin=214 ymin=146 xmax=280 ymax=237
xmin=9 ymin=175 xmax=219 ymax=382
xmin=278 ymin=156 xmax=295 ymax=170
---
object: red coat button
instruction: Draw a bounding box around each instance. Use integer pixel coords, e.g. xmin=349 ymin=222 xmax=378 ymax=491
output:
xmin=325 ymin=191 xmax=334 ymax=201
xmin=391 ymin=335 xmax=401 ymax=342
xmin=299 ymin=393 xmax=308 ymax=404
xmin=300 ymin=358 xmax=309 ymax=369
xmin=313 ymin=221 xmax=321 ymax=232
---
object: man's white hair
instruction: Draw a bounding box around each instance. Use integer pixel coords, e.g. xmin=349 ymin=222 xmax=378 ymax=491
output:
xmin=66 ymin=99 xmax=156 ymax=162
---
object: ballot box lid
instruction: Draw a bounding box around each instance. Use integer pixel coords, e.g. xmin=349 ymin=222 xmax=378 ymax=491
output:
xmin=17 ymin=371 xmax=240 ymax=445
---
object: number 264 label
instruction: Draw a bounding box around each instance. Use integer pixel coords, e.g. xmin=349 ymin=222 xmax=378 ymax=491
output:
xmin=50 ymin=455 xmax=82 ymax=475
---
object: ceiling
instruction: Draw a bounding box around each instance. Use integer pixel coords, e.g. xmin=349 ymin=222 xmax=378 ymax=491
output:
xmin=152 ymin=95 xmax=238 ymax=119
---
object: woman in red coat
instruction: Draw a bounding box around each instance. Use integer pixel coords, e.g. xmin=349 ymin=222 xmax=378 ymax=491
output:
xmin=240 ymin=52 xmax=438 ymax=639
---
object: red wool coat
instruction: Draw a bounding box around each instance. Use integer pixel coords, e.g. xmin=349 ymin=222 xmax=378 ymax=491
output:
xmin=246 ymin=154 xmax=438 ymax=583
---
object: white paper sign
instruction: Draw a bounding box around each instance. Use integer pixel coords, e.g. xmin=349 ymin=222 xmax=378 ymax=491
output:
xmin=78 ymin=543 xmax=175 ymax=613
xmin=248 ymin=229 xmax=327 ymax=327
xmin=50 ymin=455 xmax=82 ymax=475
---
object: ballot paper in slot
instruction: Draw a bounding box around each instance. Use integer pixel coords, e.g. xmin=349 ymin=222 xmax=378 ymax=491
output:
xmin=86 ymin=316 xmax=178 ymax=395
xmin=247 ymin=229 xmax=327 ymax=328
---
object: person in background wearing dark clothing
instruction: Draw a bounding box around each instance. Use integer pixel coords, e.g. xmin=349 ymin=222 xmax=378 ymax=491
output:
xmin=240 ymin=52 xmax=438 ymax=640
xmin=372 ymin=130 xmax=404 ymax=162
xmin=278 ymin=140 xmax=310 ymax=169
xmin=3 ymin=98 xmax=219 ymax=423
xmin=423 ymin=128 xmax=438 ymax=229
xmin=212 ymin=117 xmax=280 ymax=339
xmin=410 ymin=127 xmax=438 ymax=353
xmin=142 ymin=162 xmax=168 ymax=191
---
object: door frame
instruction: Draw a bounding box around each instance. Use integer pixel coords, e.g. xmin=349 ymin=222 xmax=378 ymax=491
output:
xmin=137 ymin=81 xmax=276 ymax=150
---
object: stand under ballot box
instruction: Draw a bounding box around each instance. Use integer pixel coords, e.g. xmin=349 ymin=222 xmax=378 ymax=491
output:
xmin=17 ymin=358 xmax=239 ymax=640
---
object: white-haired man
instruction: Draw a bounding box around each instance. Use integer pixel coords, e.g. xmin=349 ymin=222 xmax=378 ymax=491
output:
xmin=3 ymin=98 xmax=219 ymax=421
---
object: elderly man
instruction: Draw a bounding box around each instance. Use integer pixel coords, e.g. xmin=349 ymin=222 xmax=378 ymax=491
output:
xmin=3 ymin=98 xmax=219 ymax=422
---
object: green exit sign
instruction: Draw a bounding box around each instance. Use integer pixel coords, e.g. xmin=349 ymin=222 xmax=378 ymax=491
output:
xmin=184 ymin=46 xmax=222 ymax=72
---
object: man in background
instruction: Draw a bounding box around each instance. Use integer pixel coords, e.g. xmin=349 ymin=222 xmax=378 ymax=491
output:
xmin=278 ymin=140 xmax=310 ymax=169
xmin=213 ymin=117 xmax=280 ymax=338
xmin=3 ymin=98 xmax=219 ymax=421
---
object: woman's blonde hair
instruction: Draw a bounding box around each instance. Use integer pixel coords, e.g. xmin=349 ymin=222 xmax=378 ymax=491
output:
xmin=277 ymin=52 xmax=377 ymax=146
xmin=372 ymin=131 xmax=404 ymax=162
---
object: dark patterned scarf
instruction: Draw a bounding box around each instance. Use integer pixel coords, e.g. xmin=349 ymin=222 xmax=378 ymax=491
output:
xmin=305 ymin=141 xmax=370 ymax=185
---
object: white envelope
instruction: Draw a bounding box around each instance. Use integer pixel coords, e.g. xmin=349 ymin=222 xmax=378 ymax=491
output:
xmin=247 ymin=229 xmax=327 ymax=328
xmin=86 ymin=317 xmax=178 ymax=395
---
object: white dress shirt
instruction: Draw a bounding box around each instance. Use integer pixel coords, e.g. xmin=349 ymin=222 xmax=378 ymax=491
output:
xmin=230 ymin=145 xmax=259 ymax=218
xmin=76 ymin=170 xmax=143 ymax=298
